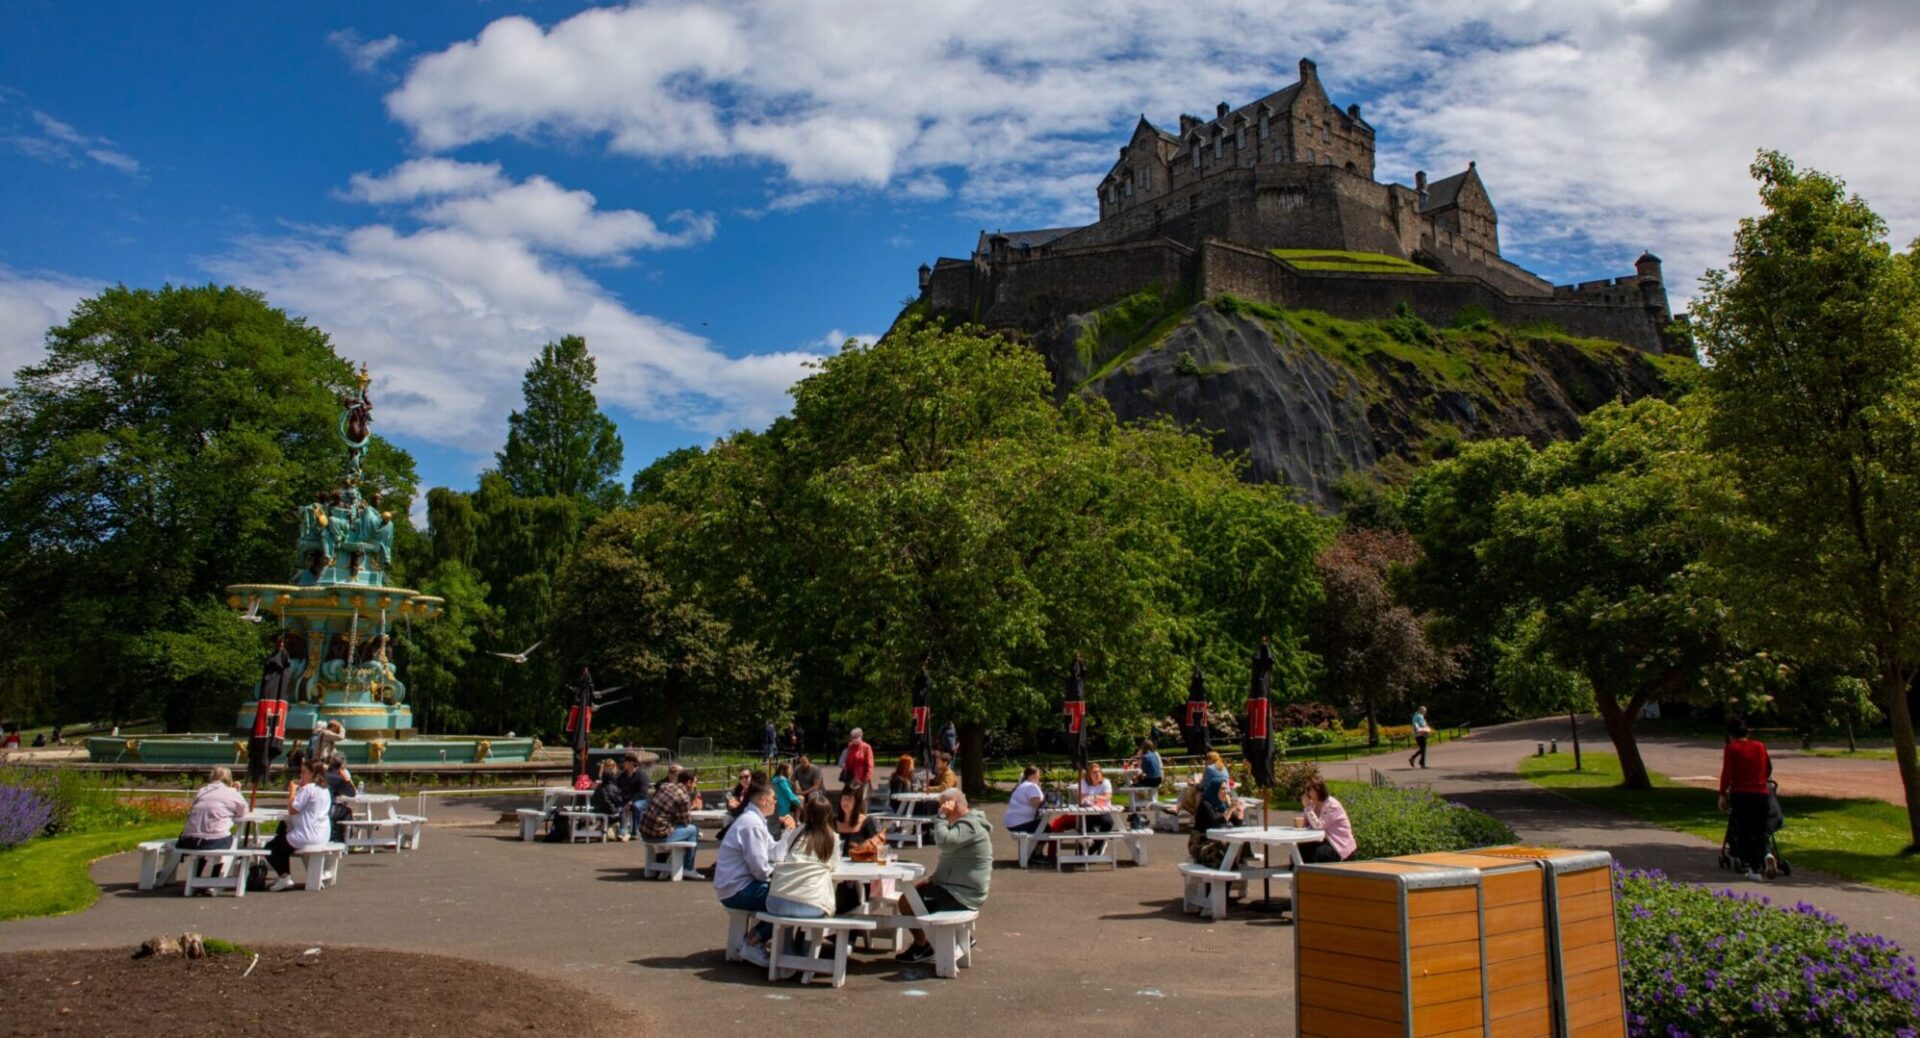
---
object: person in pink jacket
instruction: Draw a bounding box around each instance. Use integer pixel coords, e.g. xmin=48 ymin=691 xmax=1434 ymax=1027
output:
xmin=841 ymin=728 xmax=874 ymax=788
xmin=1300 ymin=778 xmax=1356 ymax=863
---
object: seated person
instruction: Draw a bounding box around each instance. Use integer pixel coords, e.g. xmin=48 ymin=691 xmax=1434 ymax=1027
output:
xmin=1186 ymin=778 xmax=1247 ymax=870
xmin=1131 ymin=738 xmax=1164 ymax=791
xmin=761 ymin=792 xmax=841 ymax=956
xmin=791 ymin=755 xmax=824 ymax=796
xmin=1003 ymin=766 xmax=1045 ymax=835
xmin=265 ymin=758 xmax=333 ymax=891
xmin=1048 ymin=762 xmax=1115 ymax=853
xmin=179 ymin=766 xmax=249 ymax=878
xmin=772 ymin=761 xmax=800 ymax=821
xmin=714 ymin=779 xmax=796 ymax=967
xmin=1300 ymin=779 xmax=1356 ymax=863
xmin=1200 ymin=750 xmax=1231 ymax=813
xmin=324 ymin=755 xmax=358 ymax=843
xmin=887 ymin=755 xmax=917 ymax=802
xmin=832 ymin=784 xmax=887 ymax=912
xmin=894 ymin=789 xmax=991 ymax=964
xmin=590 ymin=758 xmax=626 ymax=823
xmin=918 ymin=752 xmax=957 ymax=816
xmin=613 ymin=752 xmax=651 ymax=840
xmin=637 ymin=768 xmax=703 ymax=878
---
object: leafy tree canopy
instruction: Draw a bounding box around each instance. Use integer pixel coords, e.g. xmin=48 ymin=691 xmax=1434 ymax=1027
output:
xmin=495 ymin=334 xmax=625 ymax=508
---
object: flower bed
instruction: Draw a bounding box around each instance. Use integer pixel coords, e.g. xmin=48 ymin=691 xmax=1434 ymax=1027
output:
xmin=1615 ymin=868 xmax=1920 ymax=1037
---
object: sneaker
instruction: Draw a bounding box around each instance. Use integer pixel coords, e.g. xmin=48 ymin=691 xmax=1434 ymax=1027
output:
xmin=684 ymin=869 xmax=707 ymax=881
xmin=269 ymin=875 xmax=296 ymax=892
xmin=1764 ymin=854 xmax=1779 ymax=879
xmin=895 ymin=943 xmax=934 ymax=964
xmin=1744 ymin=870 xmax=1763 ymax=882
xmin=619 ymin=833 xmax=632 ymax=843
xmin=739 ymin=943 xmax=769 ymax=968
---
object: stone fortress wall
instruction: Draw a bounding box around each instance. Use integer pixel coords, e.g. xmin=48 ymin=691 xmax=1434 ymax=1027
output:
xmin=921 ymin=58 xmax=1675 ymax=353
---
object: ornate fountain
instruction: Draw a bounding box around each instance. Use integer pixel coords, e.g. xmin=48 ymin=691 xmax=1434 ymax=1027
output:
xmin=87 ymin=365 xmax=537 ymax=766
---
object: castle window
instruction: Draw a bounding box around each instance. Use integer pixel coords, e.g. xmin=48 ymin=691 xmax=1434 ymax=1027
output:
xmin=1322 ymin=122 xmax=1331 ymax=142
xmin=1259 ymin=114 xmax=1270 ymax=139
xmin=1213 ymin=135 xmax=1222 ymax=160
xmin=1236 ymin=125 xmax=1246 ymax=150
xmin=1306 ymin=147 xmax=1315 ymax=164
xmin=1124 ymin=179 xmax=1133 ymax=197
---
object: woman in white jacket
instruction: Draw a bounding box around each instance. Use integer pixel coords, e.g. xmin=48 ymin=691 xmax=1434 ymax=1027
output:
xmin=763 ymin=791 xmax=840 ymax=956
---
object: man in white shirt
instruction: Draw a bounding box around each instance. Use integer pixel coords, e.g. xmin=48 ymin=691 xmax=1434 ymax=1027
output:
xmin=713 ymin=780 xmax=794 ymax=965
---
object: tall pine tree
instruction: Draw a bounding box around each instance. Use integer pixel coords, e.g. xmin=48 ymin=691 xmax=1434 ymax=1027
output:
xmin=495 ymin=335 xmax=625 ymax=507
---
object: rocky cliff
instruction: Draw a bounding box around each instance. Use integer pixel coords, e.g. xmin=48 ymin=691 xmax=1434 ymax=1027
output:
xmin=1023 ymin=290 xmax=1696 ymax=508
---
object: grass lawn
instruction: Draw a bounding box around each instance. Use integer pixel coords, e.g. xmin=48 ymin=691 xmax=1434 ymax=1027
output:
xmin=1270 ymin=248 xmax=1436 ymax=275
xmin=0 ymin=820 xmax=179 ymax=922
xmin=1804 ymin=747 xmax=1898 ymax=762
xmin=1519 ymin=751 xmax=1920 ymax=897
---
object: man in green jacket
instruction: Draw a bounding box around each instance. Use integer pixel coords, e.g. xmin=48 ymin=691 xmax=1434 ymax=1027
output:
xmin=895 ymin=788 xmax=992 ymax=963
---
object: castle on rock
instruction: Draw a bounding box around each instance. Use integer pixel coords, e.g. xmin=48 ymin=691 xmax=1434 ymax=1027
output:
xmin=921 ymin=59 xmax=1673 ymax=352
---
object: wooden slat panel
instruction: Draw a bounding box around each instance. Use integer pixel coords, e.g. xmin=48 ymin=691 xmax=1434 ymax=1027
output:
xmin=1298 ymin=892 xmax=1409 ymax=932
xmin=1413 ymin=969 xmax=1486 ymax=1007
xmin=1486 ymin=929 xmax=1548 ymax=963
xmin=1557 ymin=916 xmax=1618 ymax=951
xmin=1298 ymin=949 xmax=1406 ymax=993
xmin=1568 ymin=1012 xmax=1628 ymax=1038
xmin=1408 ymin=910 xmax=1481 ymax=947
xmin=1485 ymin=974 xmax=1551 ymax=1013
xmin=1564 ymin=967 xmax=1625 ymax=1005
xmin=1300 ymin=1003 xmax=1408 ymax=1038
xmin=1427 ymin=1029 xmax=1488 ymax=1038
xmin=1487 ymin=955 xmax=1549 ymax=993
xmin=1556 ymin=891 xmax=1614 ymax=923
xmin=1560 ymin=938 xmax=1622 ymax=975
xmin=1409 ymin=887 xmax=1480 ymax=917
xmin=1553 ymin=868 xmax=1612 ymax=897
xmin=1302 ymin=981 xmax=1405 ymax=1023
xmin=1488 ymin=1007 xmax=1554 ymax=1038
xmin=1566 ymin=995 xmax=1626 ymax=1037
xmin=1484 ymin=901 xmax=1545 ymax=934
xmin=1409 ymin=938 xmax=1481 ymax=975
xmin=1479 ymin=870 xmax=1543 ymax=908
xmin=1413 ymin=997 xmax=1485 ymax=1036
xmin=1299 ymin=920 xmax=1402 ymax=962
xmin=1299 ymin=872 xmax=1401 ymax=903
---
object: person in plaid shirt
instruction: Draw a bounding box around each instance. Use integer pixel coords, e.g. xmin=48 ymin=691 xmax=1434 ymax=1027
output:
xmin=639 ymin=769 xmax=702 ymax=879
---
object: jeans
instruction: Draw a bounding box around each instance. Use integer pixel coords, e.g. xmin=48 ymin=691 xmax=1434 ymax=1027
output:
xmin=1005 ymin=819 xmax=1039 ymax=834
xmin=1410 ymin=734 xmax=1429 ymax=767
xmin=758 ymin=894 xmax=826 ymax=945
xmin=667 ymin=823 xmax=699 ymax=869
xmin=176 ymin=834 xmax=233 ymax=877
xmin=720 ymin=879 xmax=770 ymax=913
xmin=621 ymin=802 xmax=644 ymax=836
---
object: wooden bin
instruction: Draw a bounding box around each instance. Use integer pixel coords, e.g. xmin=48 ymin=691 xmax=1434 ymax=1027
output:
xmin=1385 ymin=852 xmax=1556 ymax=1037
xmin=1294 ymin=860 xmax=1488 ymax=1038
xmin=1470 ymin=847 xmax=1625 ymax=1038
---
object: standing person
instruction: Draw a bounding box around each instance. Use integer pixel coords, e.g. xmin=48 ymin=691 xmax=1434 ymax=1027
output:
xmin=715 ymin=779 xmax=796 ymax=966
xmin=1719 ymin=717 xmax=1775 ymax=880
xmin=791 ymin=720 xmax=807 ymax=756
xmin=1299 ymin=779 xmax=1356 ymax=863
xmin=308 ymin=719 xmax=345 ymax=764
xmin=762 ymin=721 xmax=778 ymax=766
xmin=894 ymin=789 xmax=992 ymax=964
xmin=178 ymin=767 xmax=249 ymax=880
xmin=265 ymin=758 xmax=332 ymax=891
xmin=638 ymin=767 xmax=704 ymax=879
xmin=909 ymin=662 xmax=935 ymax=768
xmin=1409 ymin=706 xmax=1432 ymax=769
xmin=842 ymin=728 xmax=875 ymax=790
xmin=939 ymin=720 xmax=959 ymax=759
xmin=614 ymin=752 xmax=651 ymax=841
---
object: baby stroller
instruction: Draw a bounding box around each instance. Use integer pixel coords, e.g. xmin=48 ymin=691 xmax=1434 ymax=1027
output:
xmin=1717 ymin=779 xmax=1791 ymax=877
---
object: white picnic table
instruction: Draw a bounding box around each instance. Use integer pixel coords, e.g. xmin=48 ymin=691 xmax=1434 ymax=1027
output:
xmin=689 ymin=808 xmax=730 ymax=827
xmin=337 ymin=793 xmax=423 ymax=852
xmin=882 ymin=792 xmax=943 ymax=847
xmin=1114 ymin=785 xmax=1162 ymax=811
xmin=542 ymin=787 xmax=592 ymax=812
xmin=1033 ymin=803 xmax=1128 ymax=869
xmin=237 ymin=808 xmax=286 ymax=848
xmin=1207 ymin=825 xmax=1323 ymax=902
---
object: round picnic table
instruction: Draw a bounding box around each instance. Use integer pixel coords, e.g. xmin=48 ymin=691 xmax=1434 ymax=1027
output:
xmin=1205 ymin=825 xmax=1325 ymax=911
xmin=237 ymin=808 xmax=286 ymax=848
xmin=543 ymin=787 xmax=592 ymax=812
xmin=689 ymin=808 xmax=729 ymax=827
xmin=831 ymin=858 xmax=927 ymax=913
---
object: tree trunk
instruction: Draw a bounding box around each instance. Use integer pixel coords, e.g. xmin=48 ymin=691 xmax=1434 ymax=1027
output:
xmin=1846 ymin=718 xmax=1857 ymax=753
xmin=1364 ymin=694 xmax=1379 ymax=747
xmin=1879 ymin=659 xmax=1920 ymax=851
xmin=1568 ymin=709 xmax=1582 ymax=771
xmin=1596 ymin=693 xmax=1652 ymax=789
xmin=959 ymin=720 xmax=988 ymax=798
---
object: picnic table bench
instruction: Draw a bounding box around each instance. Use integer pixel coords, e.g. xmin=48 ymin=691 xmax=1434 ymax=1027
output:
xmin=1178 ymin=826 xmax=1323 ymax=920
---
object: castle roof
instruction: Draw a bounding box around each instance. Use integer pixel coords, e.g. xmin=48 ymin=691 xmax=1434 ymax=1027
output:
xmin=1184 ymin=83 xmax=1303 ymax=142
xmin=1419 ymin=166 xmax=1476 ymax=212
xmin=976 ymin=226 xmax=1083 ymax=253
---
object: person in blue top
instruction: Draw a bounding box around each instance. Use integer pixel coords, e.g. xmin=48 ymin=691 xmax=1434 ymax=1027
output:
xmin=1409 ymin=706 xmax=1432 ymax=769
xmin=771 ymin=760 xmax=800 ymax=820
xmin=1133 ymin=738 xmax=1164 ymax=790
xmin=762 ymin=721 xmax=778 ymax=765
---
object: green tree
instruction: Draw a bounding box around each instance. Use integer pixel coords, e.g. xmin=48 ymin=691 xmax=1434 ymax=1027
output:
xmin=552 ymin=507 xmax=791 ymax=745
xmin=0 ymin=284 xmax=416 ymax=729
xmin=495 ymin=334 xmax=625 ymax=507
xmin=1309 ymin=527 xmax=1454 ymax=745
xmin=1694 ymin=151 xmax=1920 ymax=846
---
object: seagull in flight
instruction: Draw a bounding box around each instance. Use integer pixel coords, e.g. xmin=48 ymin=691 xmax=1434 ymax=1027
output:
xmin=488 ymin=640 xmax=543 ymax=664
xmin=237 ymin=597 xmax=264 ymax=623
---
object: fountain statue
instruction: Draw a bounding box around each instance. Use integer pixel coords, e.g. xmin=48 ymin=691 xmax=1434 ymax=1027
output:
xmin=87 ymin=365 xmax=537 ymax=766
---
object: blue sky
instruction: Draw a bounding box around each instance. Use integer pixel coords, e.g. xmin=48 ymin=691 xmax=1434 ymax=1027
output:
xmin=4 ymin=1 xmax=1917 ymax=501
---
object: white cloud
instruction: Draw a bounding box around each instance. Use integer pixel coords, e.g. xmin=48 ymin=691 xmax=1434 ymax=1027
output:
xmin=328 ymin=29 xmax=407 ymax=74
xmin=5 ymin=109 xmax=140 ymax=176
xmin=384 ymin=0 xmax=1920 ymax=302
xmin=0 ymin=267 xmax=100 ymax=382
xmin=197 ymin=164 xmax=806 ymax=453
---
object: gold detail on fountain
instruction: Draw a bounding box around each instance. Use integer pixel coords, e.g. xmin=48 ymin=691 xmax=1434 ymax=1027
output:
xmin=369 ymin=739 xmax=387 ymax=764
xmin=473 ymin=740 xmax=492 ymax=763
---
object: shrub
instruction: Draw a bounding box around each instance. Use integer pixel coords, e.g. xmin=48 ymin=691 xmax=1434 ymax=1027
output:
xmin=1341 ymin=784 xmax=1516 ymax=859
xmin=1173 ymin=350 xmax=1202 ymax=376
xmin=0 ymin=769 xmax=163 ymax=836
xmin=1615 ymin=868 xmax=1920 ymax=1037
xmin=1278 ymin=701 xmax=1340 ymax=730
xmin=1382 ymin=301 xmax=1436 ymax=346
xmin=0 ymin=784 xmax=56 ymax=848
xmin=1278 ymin=726 xmax=1336 ymax=748
xmin=1269 ymin=763 xmax=1321 ymax=801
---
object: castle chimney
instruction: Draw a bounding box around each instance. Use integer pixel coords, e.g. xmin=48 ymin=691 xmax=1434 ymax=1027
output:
xmin=1217 ymin=101 xmax=1230 ymax=119
xmin=1179 ymin=114 xmax=1199 ymax=134
xmin=1347 ymin=103 xmax=1361 ymax=120
xmin=1415 ymin=170 xmax=1428 ymax=206
xmin=1299 ymin=57 xmax=1318 ymax=84
xmin=918 ymin=263 xmax=931 ymax=290
xmin=1635 ymin=251 xmax=1664 ymax=281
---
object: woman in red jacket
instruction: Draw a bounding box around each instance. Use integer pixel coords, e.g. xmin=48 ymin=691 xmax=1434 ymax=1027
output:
xmin=1719 ymin=717 xmax=1775 ymax=880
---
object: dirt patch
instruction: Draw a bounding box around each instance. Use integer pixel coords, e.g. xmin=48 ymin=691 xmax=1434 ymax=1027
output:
xmin=0 ymin=945 xmax=648 ymax=1037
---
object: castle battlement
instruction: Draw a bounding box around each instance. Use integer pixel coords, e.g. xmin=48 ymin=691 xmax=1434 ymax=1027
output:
xmin=921 ymin=59 xmax=1672 ymax=353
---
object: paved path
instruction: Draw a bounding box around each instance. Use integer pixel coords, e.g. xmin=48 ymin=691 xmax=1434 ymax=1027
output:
xmin=1632 ymin=729 xmax=1906 ymax=806
xmin=1353 ymin=717 xmax=1920 ymax=952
